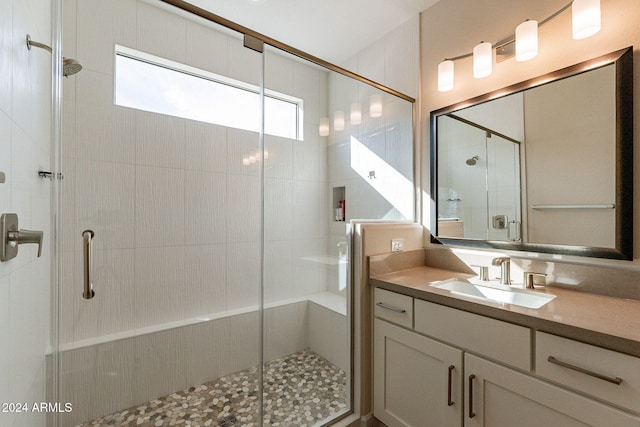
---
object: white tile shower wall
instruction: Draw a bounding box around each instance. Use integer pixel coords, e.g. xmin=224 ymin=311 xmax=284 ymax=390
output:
xmin=326 ymin=95 xmax=408 ymax=222
xmin=0 ymin=0 xmax=52 ymax=425
xmin=325 ymin=16 xmax=418 ymax=287
xmin=60 ymin=0 xmax=330 ymax=343
xmin=307 ymin=302 xmax=349 ymax=372
xmin=340 ymin=15 xmax=420 ymax=100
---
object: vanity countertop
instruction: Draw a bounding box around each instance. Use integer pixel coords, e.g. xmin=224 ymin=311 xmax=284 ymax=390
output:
xmin=370 ymin=265 xmax=640 ymax=358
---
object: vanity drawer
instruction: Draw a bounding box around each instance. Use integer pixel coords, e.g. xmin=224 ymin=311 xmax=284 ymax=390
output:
xmin=414 ymin=299 xmax=531 ymax=371
xmin=536 ymin=332 xmax=640 ymax=413
xmin=374 ymin=288 xmax=413 ymax=328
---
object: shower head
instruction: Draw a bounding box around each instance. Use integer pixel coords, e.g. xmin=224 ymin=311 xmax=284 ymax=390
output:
xmin=63 ymin=58 xmax=83 ymax=77
xmin=466 ymin=155 xmax=479 ymax=166
xmin=26 ymin=34 xmax=83 ymax=77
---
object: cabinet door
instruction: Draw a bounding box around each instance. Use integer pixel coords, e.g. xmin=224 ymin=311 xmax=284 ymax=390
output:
xmin=374 ymin=319 xmax=463 ymax=427
xmin=464 ymin=354 xmax=640 ymax=427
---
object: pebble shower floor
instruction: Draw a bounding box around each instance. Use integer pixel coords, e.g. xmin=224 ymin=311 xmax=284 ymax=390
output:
xmin=78 ymin=349 xmax=347 ymax=427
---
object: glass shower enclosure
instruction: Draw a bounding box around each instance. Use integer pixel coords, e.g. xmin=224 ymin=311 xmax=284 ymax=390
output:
xmin=50 ymin=1 xmax=415 ymax=426
xmin=436 ymin=114 xmax=522 ymax=241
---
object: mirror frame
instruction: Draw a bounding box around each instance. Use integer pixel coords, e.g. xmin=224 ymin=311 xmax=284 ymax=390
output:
xmin=430 ymin=47 xmax=634 ymax=260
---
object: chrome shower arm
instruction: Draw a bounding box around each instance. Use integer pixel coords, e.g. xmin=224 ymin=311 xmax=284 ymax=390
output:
xmin=26 ymin=34 xmax=52 ymax=53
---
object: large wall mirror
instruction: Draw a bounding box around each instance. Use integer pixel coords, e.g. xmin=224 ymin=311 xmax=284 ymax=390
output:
xmin=430 ymin=47 xmax=633 ymax=260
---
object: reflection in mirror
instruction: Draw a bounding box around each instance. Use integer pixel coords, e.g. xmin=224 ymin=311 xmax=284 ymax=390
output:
xmin=431 ymin=47 xmax=633 ymax=260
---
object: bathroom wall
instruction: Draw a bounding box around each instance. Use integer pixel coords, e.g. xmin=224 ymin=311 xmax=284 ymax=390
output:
xmin=340 ymin=15 xmax=420 ymax=100
xmin=421 ymin=0 xmax=640 ymax=274
xmin=0 ymin=0 xmax=52 ymax=425
xmin=60 ymin=0 xmax=330 ymax=344
xmin=524 ymin=65 xmax=615 ymax=247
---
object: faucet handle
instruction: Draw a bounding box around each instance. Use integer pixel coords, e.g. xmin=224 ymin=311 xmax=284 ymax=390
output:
xmin=470 ymin=264 xmax=490 ymax=281
xmin=9 ymin=229 xmax=44 ymax=257
xmin=524 ymin=272 xmax=547 ymax=289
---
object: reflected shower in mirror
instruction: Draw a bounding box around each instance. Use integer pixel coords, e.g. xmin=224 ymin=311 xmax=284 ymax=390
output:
xmin=431 ymin=47 xmax=633 ymax=260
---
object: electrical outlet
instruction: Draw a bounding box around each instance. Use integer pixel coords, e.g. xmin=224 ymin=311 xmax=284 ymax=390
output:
xmin=391 ymin=238 xmax=404 ymax=252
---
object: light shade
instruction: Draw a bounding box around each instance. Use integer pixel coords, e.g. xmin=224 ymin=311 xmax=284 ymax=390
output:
xmin=350 ymin=103 xmax=362 ymax=125
xmin=473 ymin=41 xmax=493 ymax=78
xmin=319 ymin=117 xmax=330 ymax=136
xmin=370 ymin=94 xmax=383 ymax=118
xmin=437 ymin=60 xmax=454 ymax=92
xmin=334 ymin=110 xmax=345 ymax=131
xmin=572 ymin=0 xmax=601 ymax=40
xmin=516 ymin=20 xmax=538 ymax=62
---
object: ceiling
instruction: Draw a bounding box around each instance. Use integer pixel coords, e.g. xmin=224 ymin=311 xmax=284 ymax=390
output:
xmin=185 ymin=0 xmax=440 ymax=65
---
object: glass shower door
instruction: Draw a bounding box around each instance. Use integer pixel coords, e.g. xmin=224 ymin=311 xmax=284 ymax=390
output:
xmin=437 ymin=115 xmax=521 ymax=241
xmin=486 ymin=134 xmax=522 ymax=241
xmin=261 ymin=45 xmax=351 ymax=426
xmin=56 ymin=1 xmax=263 ymax=425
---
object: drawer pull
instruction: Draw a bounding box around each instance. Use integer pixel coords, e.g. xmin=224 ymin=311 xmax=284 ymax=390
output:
xmin=468 ymin=374 xmax=476 ymax=418
xmin=547 ymin=356 xmax=622 ymax=385
xmin=375 ymin=302 xmax=406 ymax=314
xmin=447 ymin=365 xmax=455 ymax=406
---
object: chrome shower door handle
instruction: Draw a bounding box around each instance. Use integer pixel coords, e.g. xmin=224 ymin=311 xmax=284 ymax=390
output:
xmin=82 ymin=230 xmax=95 ymax=299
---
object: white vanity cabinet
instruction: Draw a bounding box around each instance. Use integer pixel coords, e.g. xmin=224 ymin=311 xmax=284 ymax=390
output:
xmin=464 ymin=353 xmax=640 ymax=427
xmin=373 ymin=318 xmax=463 ymax=427
xmin=372 ymin=288 xmax=640 ymax=427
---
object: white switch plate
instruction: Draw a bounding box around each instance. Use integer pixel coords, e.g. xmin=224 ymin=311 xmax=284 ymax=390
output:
xmin=391 ymin=238 xmax=404 ymax=252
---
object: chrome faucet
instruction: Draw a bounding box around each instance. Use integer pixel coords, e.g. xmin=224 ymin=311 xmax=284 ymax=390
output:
xmin=491 ymin=257 xmax=511 ymax=285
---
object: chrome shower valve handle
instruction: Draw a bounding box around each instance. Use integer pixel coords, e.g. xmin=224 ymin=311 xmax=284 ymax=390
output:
xmin=1 ymin=213 xmax=44 ymax=261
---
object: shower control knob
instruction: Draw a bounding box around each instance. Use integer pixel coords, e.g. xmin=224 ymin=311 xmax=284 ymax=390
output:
xmin=8 ymin=229 xmax=44 ymax=257
xmin=1 ymin=213 xmax=44 ymax=261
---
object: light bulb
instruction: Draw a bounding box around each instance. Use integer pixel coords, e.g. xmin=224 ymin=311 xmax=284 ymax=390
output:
xmin=473 ymin=41 xmax=493 ymax=78
xmin=572 ymin=0 xmax=601 ymax=40
xmin=516 ymin=20 xmax=538 ymax=62
xmin=437 ymin=60 xmax=454 ymax=92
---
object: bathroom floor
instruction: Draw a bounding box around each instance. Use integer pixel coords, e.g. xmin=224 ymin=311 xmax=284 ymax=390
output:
xmin=78 ymin=349 xmax=347 ymax=427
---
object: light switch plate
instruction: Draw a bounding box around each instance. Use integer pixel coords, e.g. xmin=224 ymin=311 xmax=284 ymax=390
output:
xmin=391 ymin=238 xmax=404 ymax=252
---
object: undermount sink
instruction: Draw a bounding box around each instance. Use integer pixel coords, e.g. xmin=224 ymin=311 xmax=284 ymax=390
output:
xmin=430 ymin=279 xmax=556 ymax=309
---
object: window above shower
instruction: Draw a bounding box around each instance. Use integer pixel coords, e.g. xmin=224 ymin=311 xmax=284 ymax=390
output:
xmin=114 ymin=45 xmax=304 ymax=140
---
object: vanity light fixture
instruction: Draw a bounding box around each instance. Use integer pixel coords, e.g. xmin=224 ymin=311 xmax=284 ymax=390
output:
xmin=515 ymin=20 xmax=538 ymax=62
xmin=473 ymin=41 xmax=492 ymax=78
xmin=572 ymin=0 xmax=601 ymax=40
xmin=437 ymin=60 xmax=454 ymax=92
xmin=436 ymin=0 xmax=601 ymax=92
xmin=319 ymin=117 xmax=330 ymax=136
xmin=370 ymin=94 xmax=383 ymax=118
